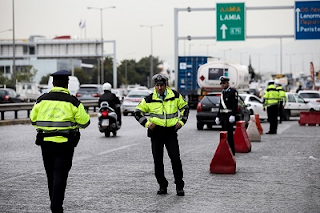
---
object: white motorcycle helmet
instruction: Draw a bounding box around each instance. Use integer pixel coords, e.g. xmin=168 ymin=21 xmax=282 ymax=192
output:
xmin=103 ymin=82 xmax=112 ymax=91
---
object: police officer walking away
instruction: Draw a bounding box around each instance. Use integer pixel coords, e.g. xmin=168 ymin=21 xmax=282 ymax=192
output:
xmin=276 ymin=82 xmax=286 ymax=123
xmin=99 ymin=82 xmax=122 ymax=126
xmin=215 ymin=76 xmax=238 ymax=155
xmin=263 ymin=81 xmax=280 ymax=134
xmin=30 ymin=70 xmax=90 ymax=213
xmin=134 ymin=73 xmax=189 ymax=196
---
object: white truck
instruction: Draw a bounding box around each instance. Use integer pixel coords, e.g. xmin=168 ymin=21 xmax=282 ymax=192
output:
xmin=197 ymin=61 xmax=250 ymax=95
xmin=15 ymin=82 xmax=41 ymax=102
xmin=46 ymin=76 xmax=80 ymax=96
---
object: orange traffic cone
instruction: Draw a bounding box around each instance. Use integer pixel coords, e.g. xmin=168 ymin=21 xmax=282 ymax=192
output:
xmin=255 ymin=114 xmax=263 ymax=135
xmin=234 ymin=121 xmax=252 ymax=153
xmin=210 ymin=131 xmax=236 ymax=174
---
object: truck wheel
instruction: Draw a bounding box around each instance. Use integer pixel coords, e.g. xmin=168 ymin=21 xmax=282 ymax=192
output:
xmin=283 ymin=110 xmax=290 ymax=121
xmin=197 ymin=122 xmax=204 ymax=130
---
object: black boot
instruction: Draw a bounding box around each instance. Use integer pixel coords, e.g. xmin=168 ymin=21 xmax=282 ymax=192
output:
xmin=176 ymin=188 xmax=184 ymax=196
xmin=157 ymin=188 xmax=167 ymax=195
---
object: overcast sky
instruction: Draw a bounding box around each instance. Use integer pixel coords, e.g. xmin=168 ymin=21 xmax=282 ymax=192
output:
xmin=0 ymin=0 xmax=319 ymax=77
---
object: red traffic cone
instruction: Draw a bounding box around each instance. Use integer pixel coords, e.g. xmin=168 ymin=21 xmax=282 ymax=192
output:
xmin=234 ymin=121 xmax=252 ymax=153
xmin=210 ymin=131 xmax=236 ymax=174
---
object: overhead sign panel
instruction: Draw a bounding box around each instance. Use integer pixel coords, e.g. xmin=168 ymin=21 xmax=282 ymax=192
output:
xmin=295 ymin=1 xmax=320 ymax=40
xmin=216 ymin=3 xmax=245 ymax=41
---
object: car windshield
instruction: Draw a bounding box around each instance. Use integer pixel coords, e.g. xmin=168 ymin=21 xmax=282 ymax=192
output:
xmin=202 ymin=95 xmax=220 ymax=104
xmin=78 ymin=87 xmax=99 ymax=93
xmin=127 ymin=91 xmax=150 ymax=98
xmin=0 ymin=90 xmax=6 ymax=96
xmin=239 ymin=95 xmax=246 ymax=100
xmin=299 ymin=92 xmax=320 ymax=99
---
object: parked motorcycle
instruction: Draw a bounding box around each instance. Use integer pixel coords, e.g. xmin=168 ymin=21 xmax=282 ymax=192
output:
xmin=98 ymin=101 xmax=120 ymax=137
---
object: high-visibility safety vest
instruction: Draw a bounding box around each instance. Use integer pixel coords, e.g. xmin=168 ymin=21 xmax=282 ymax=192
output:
xmin=30 ymin=87 xmax=90 ymax=143
xmin=263 ymin=84 xmax=280 ymax=107
xmin=135 ymin=87 xmax=189 ymax=128
xmin=276 ymin=86 xmax=287 ymax=102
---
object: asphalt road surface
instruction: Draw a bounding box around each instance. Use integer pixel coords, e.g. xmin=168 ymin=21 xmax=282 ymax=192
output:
xmin=0 ymin=110 xmax=319 ymax=212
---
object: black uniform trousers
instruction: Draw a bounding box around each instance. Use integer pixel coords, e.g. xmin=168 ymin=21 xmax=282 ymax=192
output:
xmin=278 ymin=101 xmax=284 ymax=123
xmin=149 ymin=126 xmax=184 ymax=189
xmin=220 ymin=113 xmax=235 ymax=155
xmin=41 ymin=141 xmax=74 ymax=213
xmin=267 ymin=104 xmax=278 ymax=133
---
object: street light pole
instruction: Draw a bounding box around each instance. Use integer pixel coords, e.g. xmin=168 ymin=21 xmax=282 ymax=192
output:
xmin=88 ymin=6 xmax=115 ymax=84
xmin=222 ymin=48 xmax=232 ymax=61
xmin=200 ymin=44 xmax=216 ymax=56
xmin=140 ymin=24 xmax=163 ymax=87
xmin=125 ymin=52 xmax=135 ymax=84
xmin=12 ymin=0 xmax=16 ymax=86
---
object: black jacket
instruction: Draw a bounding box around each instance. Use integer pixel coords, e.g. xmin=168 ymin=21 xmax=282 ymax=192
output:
xmin=217 ymin=88 xmax=238 ymax=118
xmin=99 ymin=90 xmax=120 ymax=110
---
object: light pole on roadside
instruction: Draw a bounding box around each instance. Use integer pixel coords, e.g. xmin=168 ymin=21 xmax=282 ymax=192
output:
xmin=125 ymin=52 xmax=135 ymax=84
xmin=87 ymin=6 xmax=116 ymax=84
xmin=200 ymin=44 xmax=216 ymax=56
xmin=221 ymin=48 xmax=232 ymax=61
xmin=235 ymin=52 xmax=248 ymax=64
xmin=140 ymin=24 xmax=163 ymax=87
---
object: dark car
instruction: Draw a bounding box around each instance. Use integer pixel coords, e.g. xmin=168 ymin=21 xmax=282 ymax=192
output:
xmin=76 ymin=84 xmax=103 ymax=100
xmin=196 ymin=93 xmax=250 ymax=130
xmin=0 ymin=88 xmax=24 ymax=103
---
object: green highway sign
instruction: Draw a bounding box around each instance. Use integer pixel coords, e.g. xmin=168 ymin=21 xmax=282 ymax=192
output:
xmin=216 ymin=3 xmax=245 ymax=41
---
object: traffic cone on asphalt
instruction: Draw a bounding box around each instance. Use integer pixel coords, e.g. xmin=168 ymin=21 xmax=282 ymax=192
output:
xmin=210 ymin=131 xmax=236 ymax=174
xmin=234 ymin=121 xmax=252 ymax=153
xmin=255 ymin=114 xmax=263 ymax=135
xmin=246 ymin=115 xmax=261 ymax=142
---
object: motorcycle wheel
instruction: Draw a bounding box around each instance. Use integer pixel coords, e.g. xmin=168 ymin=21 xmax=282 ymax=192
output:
xmin=112 ymin=131 xmax=117 ymax=136
xmin=104 ymin=131 xmax=110 ymax=137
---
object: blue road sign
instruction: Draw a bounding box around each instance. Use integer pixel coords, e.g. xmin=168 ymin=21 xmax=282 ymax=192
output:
xmin=295 ymin=1 xmax=320 ymax=40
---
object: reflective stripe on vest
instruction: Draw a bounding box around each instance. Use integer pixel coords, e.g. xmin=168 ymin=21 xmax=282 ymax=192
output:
xmin=149 ymin=112 xmax=178 ymax=119
xmin=35 ymin=121 xmax=76 ymax=127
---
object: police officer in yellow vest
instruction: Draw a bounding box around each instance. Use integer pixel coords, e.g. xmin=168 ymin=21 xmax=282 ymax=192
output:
xmin=263 ymin=81 xmax=280 ymax=134
xmin=134 ymin=73 xmax=189 ymax=196
xmin=30 ymin=70 xmax=90 ymax=213
xmin=276 ymin=82 xmax=286 ymax=123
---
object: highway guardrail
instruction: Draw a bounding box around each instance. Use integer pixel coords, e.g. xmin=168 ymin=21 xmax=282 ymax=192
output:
xmin=0 ymin=100 xmax=99 ymax=120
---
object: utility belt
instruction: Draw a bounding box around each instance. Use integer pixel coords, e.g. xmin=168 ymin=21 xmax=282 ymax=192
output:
xmin=35 ymin=129 xmax=81 ymax=147
xmin=220 ymin=109 xmax=232 ymax=113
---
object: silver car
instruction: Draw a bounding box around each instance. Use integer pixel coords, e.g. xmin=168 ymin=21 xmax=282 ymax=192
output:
xmin=76 ymin=84 xmax=103 ymax=100
xmin=122 ymin=89 xmax=151 ymax=116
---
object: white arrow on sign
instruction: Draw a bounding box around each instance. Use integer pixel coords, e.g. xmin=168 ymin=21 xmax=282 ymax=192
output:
xmin=220 ymin=24 xmax=228 ymax=39
xmin=296 ymin=8 xmax=300 ymax=32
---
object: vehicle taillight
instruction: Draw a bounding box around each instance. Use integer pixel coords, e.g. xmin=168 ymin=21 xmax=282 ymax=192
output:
xmin=101 ymin=110 xmax=108 ymax=117
xmin=76 ymin=93 xmax=81 ymax=97
xmin=316 ymin=100 xmax=320 ymax=103
xmin=197 ymin=102 xmax=202 ymax=112
xmin=92 ymin=93 xmax=100 ymax=97
xmin=4 ymin=95 xmax=9 ymax=101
